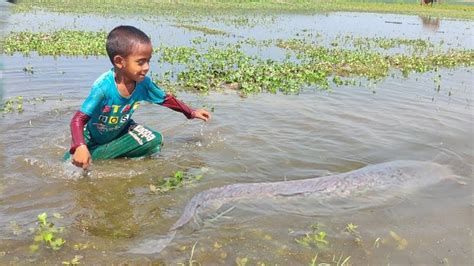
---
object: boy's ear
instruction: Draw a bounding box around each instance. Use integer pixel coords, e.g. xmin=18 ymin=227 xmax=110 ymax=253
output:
xmin=113 ymin=55 xmax=125 ymax=69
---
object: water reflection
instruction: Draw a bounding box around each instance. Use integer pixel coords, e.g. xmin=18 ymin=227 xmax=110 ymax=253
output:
xmin=70 ymin=155 xmax=209 ymax=239
xmin=420 ymin=16 xmax=440 ymax=32
xmin=72 ymin=178 xmax=141 ymax=238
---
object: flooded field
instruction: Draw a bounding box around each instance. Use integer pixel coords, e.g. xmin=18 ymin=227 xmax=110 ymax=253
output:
xmin=1 ymin=2 xmax=473 ymax=265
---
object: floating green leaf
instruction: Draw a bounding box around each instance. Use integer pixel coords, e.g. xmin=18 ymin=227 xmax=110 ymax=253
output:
xmin=31 ymin=212 xmax=66 ymax=252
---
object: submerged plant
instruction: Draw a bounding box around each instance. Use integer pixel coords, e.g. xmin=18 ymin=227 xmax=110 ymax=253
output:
xmin=30 ymin=212 xmax=65 ymax=252
xmin=150 ymin=170 xmax=203 ymax=193
xmin=1 ymin=96 xmax=24 ymax=114
xmin=62 ymin=255 xmax=83 ymax=265
xmin=1 ymin=96 xmax=46 ymax=115
xmin=344 ymin=223 xmax=358 ymax=234
xmin=309 ymin=251 xmax=351 ymax=266
xmin=389 ymin=231 xmax=408 ymax=250
xmin=23 ymin=64 xmax=34 ymax=74
xmin=295 ymin=224 xmax=330 ymax=250
xmin=236 ymin=257 xmax=249 ymax=266
xmin=345 ymin=222 xmax=362 ymax=245
xmin=332 ymin=253 xmax=351 ymax=266
xmin=178 ymin=241 xmax=199 ymax=266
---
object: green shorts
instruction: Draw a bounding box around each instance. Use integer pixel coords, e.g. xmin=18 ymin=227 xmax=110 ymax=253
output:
xmin=63 ymin=122 xmax=163 ymax=161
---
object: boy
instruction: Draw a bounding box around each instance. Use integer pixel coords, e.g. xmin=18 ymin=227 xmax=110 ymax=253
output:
xmin=65 ymin=25 xmax=211 ymax=169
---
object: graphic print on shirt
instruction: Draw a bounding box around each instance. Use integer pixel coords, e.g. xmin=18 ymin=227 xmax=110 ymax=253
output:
xmin=102 ymin=105 xmax=111 ymax=113
xmin=122 ymin=104 xmax=131 ymax=113
xmin=93 ymin=102 xmax=137 ymax=134
xmin=121 ymin=114 xmax=130 ymax=123
xmin=98 ymin=115 xmax=108 ymax=123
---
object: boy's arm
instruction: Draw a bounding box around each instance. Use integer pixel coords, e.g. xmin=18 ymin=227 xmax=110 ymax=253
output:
xmin=70 ymin=82 xmax=104 ymax=154
xmin=162 ymin=93 xmax=195 ymax=119
xmin=146 ymin=78 xmax=210 ymax=121
xmin=69 ymin=111 xmax=90 ymax=154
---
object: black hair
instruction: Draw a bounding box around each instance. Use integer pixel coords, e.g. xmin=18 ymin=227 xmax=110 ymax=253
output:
xmin=106 ymin=25 xmax=151 ymax=65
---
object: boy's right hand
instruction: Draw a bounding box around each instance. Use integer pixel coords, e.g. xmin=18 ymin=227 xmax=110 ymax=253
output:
xmin=72 ymin=145 xmax=92 ymax=170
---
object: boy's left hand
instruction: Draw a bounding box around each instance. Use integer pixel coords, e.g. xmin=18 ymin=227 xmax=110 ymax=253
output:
xmin=192 ymin=109 xmax=211 ymax=122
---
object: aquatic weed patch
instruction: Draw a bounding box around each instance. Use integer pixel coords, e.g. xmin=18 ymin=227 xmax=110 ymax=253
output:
xmin=390 ymin=50 xmax=473 ymax=77
xmin=355 ymin=37 xmax=435 ymax=52
xmin=3 ymin=30 xmax=472 ymax=95
xmin=150 ymin=170 xmax=204 ymax=193
xmin=156 ymin=46 xmax=198 ymax=64
xmin=173 ymin=24 xmax=228 ymax=36
xmin=1 ymin=96 xmax=25 ymax=114
xmin=277 ymin=39 xmax=391 ymax=79
xmin=155 ymin=45 xmax=324 ymax=94
xmin=3 ymin=30 xmax=107 ymax=56
xmin=1 ymin=96 xmax=48 ymax=115
xmin=277 ymin=39 xmax=473 ymax=80
xmin=322 ymin=35 xmax=439 ymax=53
xmin=155 ymin=41 xmax=472 ymax=94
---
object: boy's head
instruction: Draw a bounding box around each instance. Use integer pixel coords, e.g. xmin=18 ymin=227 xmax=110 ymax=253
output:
xmin=106 ymin=25 xmax=151 ymax=64
xmin=106 ymin=25 xmax=153 ymax=82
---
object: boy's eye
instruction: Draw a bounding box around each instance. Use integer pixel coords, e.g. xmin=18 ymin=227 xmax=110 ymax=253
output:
xmin=137 ymin=59 xmax=150 ymax=66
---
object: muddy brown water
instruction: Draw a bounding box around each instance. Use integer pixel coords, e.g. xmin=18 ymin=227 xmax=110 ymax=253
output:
xmin=0 ymin=6 xmax=473 ymax=265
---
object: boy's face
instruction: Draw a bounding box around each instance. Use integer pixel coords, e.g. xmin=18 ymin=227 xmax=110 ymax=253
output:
xmin=114 ymin=42 xmax=153 ymax=82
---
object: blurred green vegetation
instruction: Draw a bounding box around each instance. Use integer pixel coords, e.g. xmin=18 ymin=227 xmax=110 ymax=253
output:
xmin=13 ymin=0 xmax=474 ymax=19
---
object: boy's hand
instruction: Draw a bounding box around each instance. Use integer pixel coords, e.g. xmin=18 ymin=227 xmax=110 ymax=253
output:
xmin=72 ymin=145 xmax=92 ymax=170
xmin=192 ymin=109 xmax=211 ymax=122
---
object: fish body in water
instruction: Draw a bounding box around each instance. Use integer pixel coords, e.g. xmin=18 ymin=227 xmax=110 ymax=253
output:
xmin=170 ymin=160 xmax=451 ymax=231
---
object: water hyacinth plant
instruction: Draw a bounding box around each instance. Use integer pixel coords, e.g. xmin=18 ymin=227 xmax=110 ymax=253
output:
xmin=3 ymin=30 xmax=473 ymax=95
